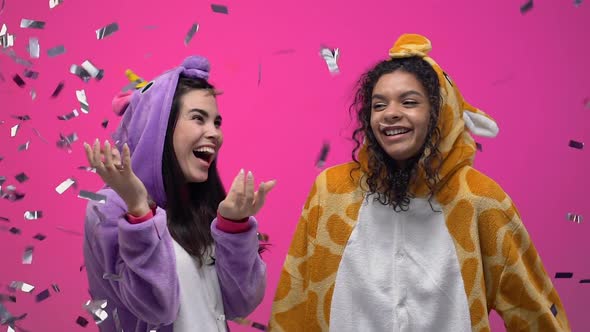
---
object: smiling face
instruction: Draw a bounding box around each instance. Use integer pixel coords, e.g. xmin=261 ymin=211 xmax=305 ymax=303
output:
xmin=370 ymin=70 xmax=431 ymax=166
xmin=172 ymin=89 xmax=223 ymax=183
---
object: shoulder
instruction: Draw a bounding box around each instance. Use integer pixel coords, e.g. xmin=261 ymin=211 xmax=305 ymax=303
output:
xmin=314 ymin=161 xmax=362 ymax=195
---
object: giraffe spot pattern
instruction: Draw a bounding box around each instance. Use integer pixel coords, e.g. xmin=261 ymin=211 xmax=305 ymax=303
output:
xmin=326 ymin=167 xmax=356 ymax=194
xmin=479 ymin=209 xmax=510 ymax=257
xmin=274 ymin=269 xmax=292 ymax=301
xmin=502 ymin=231 xmax=519 ymax=266
xmin=470 ymin=299 xmax=485 ymax=326
xmin=345 ymin=201 xmax=361 ymax=221
xmin=522 ymin=243 xmax=546 ymax=293
xmin=447 ymin=199 xmax=476 ymax=252
xmin=327 ymin=214 xmax=352 ymax=246
xmin=461 ymin=258 xmax=478 ymax=298
xmin=508 ymin=315 xmax=530 ymax=331
xmin=499 ymin=272 xmax=541 ymax=312
xmin=466 ymin=169 xmax=507 ymax=202
xmin=304 ymin=182 xmax=318 ymax=210
xmin=309 ymin=244 xmax=341 ymax=283
xmin=288 ymin=216 xmax=309 ymax=258
xmin=307 ymin=205 xmax=323 ymax=239
xmin=324 ymin=284 xmax=335 ymax=326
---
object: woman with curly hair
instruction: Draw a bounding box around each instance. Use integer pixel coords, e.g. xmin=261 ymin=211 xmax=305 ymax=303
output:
xmin=270 ymin=34 xmax=570 ymax=331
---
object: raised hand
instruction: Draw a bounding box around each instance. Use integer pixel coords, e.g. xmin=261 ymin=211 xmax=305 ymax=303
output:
xmin=218 ymin=169 xmax=276 ymax=221
xmin=84 ymin=139 xmax=150 ymax=216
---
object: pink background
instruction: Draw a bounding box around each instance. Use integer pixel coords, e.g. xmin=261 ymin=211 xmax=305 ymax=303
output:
xmin=1 ymin=0 xmax=589 ymax=330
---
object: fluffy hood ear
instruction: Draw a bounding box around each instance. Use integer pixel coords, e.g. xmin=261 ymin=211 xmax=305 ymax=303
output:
xmin=110 ymin=55 xmax=212 ymax=207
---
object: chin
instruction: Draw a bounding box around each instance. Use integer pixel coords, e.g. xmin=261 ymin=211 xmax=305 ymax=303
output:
xmin=187 ymin=173 xmax=209 ymax=183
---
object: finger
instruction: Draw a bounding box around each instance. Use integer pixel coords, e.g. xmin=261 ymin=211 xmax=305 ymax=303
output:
xmin=122 ymin=143 xmax=132 ymax=169
xmin=103 ymin=140 xmax=114 ymax=168
xmin=253 ymin=180 xmax=276 ymax=213
xmin=228 ymin=169 xmax=245 ymax=200
xmin=244 ymin=171 xmax=255 ymax=206
xmin=111 ymin=146 xmax=122 ymax=166
xmin=83 ymin=142 xmax=94 ymax=165
xmin=92 ymin=139 xmax=105 ymax=172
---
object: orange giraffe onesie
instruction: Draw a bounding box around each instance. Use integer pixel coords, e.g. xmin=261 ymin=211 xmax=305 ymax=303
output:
xmin=270 ymin=34 xmax=570 ymax=331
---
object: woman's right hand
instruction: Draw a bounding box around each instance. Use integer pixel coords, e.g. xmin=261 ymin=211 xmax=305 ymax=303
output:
xmin=84 ymin=139 xmax=150 ymax=216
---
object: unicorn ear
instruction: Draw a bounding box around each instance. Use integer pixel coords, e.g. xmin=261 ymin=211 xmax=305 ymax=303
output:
xmin=462 ymin=110 xmax=499 ymax=138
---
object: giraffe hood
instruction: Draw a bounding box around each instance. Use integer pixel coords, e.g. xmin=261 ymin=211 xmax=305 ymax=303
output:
xmin=359 ymin=33 xmax=499 ymax=197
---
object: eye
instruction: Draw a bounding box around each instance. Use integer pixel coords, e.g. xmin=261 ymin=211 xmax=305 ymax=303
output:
xmin=214 ymin=120 xmax=222 ymax=128
xmin=191 ymin=115 xmax=204 ymax=122
xmin=140 ymin=81 xmax=154 ymax=93
xmin=372 ymin=103 xmax=386 ymax=110
xmin=402 ymin=100 xmax=418 ymax=107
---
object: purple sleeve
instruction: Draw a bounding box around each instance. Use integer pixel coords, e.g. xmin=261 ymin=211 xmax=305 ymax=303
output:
xmin=85 ymin=198 xmax=179 ymax=326
xmin=211 ymin=217 xmax=267 ymax=319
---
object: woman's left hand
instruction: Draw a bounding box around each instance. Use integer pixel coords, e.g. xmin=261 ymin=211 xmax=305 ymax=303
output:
xmin=217 ymin=169 xmax=277 ymax=221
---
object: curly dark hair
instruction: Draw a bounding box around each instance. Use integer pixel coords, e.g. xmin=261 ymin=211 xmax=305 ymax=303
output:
xmin=350 ymin=57 xmax=443 ymax=211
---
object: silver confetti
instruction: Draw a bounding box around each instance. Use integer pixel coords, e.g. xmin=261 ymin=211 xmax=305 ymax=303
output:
xmin=33 ymin=233 xmax=46 ymax=241
xmin=49 ymin=0 xmax=64 ymax=9
xmin=211 ymin=4 xmax=229 ymax=14
xmin=56 ymin=132 xmax=78 ymax=151
xmin=96 ymin=22 xmax=119 ymax=40
xmin=2 ymin=49 xmax=33 ymax=67
xmin=55 ymin=178 xmax=76 ymax=194
xmin=10 ymin=125 xmax=19 ymax=137
xmin=81 ymin=60 xmax=104 ymax=80
xmin=273 ymin=49 xmax=296 ymax=55
xmin=55 ymin=226 xmax=82 ymax=236
xmin=12 ymin=74 xmax=25 ymax=87
xmin=22 ymin=246 xmax=33 ymax=264
xmin=30 ymin=89 xmax=36 ymax=100
xmin=35 ymin=289 xmax=50 ymax=302
xmin=17 ymin=141 xmax=30 ymax=151
xmin=520 ymin=0 xmax=533 ymax=14
xmin=569 ymin=140 xmax=584 ymax=150
xmin=51 ymin=284 xmax=60 ymax=292
xmin=24 ymin=211 xmax=42 ymax=220
xmin=184 ymin=23 xmax=199 ymax=46
xmin=9 ymin=281 xmax=34 ymax=293
xmin=0 ymin=216 xmax=9 ymax=222
xmin=0 ymin=0 xmax=4 ymax=14
xmin=102 ymin=273 xmax=122 ymax=281
xmin=47 ymin=45 xmax=65 ymax=57
xmin=78 ymin=190 xmax=106 ymax=203
xmin=574 ymin=0 xmax=583 ymax=6
xmin=20 ymin=19 xmax=46 ymax=29
xmin=0 ymin=24 xmax=14 ymax=48
xmin=28 ymin=37 xmax=40 ymax=58
xmin=11 ymin=115 xmax=30 ymax=121
xmin=77 ymin=166 xmax=97 ymax=173
xmin=316 ymin=142 xmax=330 ymax=168
xmin=57 ymin=109 xmax=80 ymax=120
xmin=567 ymin=213 xmax=583 ymax=223
xmin=32 ymin=128 xmax=48 ymax=144
xmin=320 ymin=47 xmax=340 ymax=74
xmin=101 ymin=119 xmax=109 ymax=128
xmin=83 ymin=299 xmax=108 ymax=323
xmin=24 ymin=69 xmax=39 ymax=79
xmin=15 ymin=172 xmax=28 ymax=183
xmin=584 ymin=98 xmax=590 ymax=109
xmin=76 ymin=90 xmax=90 ymax=113
xmin=70 ymin=64 xmax=91 ymax=82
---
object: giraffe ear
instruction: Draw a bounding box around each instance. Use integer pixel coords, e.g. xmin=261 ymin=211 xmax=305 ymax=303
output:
xmin=462 ymin=110 xmax=499 ymax=138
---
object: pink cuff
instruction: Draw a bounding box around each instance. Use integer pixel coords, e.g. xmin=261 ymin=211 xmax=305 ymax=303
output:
xmin=216 ymin=214 xmax=251 ymax=233
xmin=125 ymin=203 xmax=157 ymax=224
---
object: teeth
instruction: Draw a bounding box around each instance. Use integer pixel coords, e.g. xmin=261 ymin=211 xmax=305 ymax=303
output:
xmin=384 ymin=128 xmax=410 ymax=136
xmin=194 ymin=147 xmax=214 ymax=154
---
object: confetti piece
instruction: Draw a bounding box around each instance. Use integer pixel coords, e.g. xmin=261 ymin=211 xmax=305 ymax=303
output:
xmin=47 ymin=45 xmax=65 ymax=57
xmin=10 ymin=125 xmax=19 ymax=137
xmin=96 ymin=22 xmax=119 ymax=40
xmin=320 ymin=47 xmax=340 ymax=74
xmin=15 ymin=173 xmax=28 ymax=183
xmin=102 ymin=273 xmax=122 ymax=281
xmin=31 ymin=88 xmax=37 ymax=100
xmin=233 ymin=317 xmax=268 ymax=331
xmin=49 ymin=0 xmax=63 ymax=9
xmin=2 ymin=49 xmax=33 ymax=67
xmin=57 ymin=109 xmax=80 ymax=121
xmin=555 ymin=272 xmax=573 ymax=278
xmin=184 ymin=23 xmax=199 ymax=46
xmin=574 ymin=0 xmax=583 ymax=7
xmin=24 ymin=211 xmax=42 ymax=220
xmin=83 ymin=299 xmax=108 ymax=323
xmin=144 ymin=25 xmax=158 ymax=30
xmin=17 ymin=141 xmax=30 ymax=151
xmin=584 ymin=98 xmax=590 ymax=109
xmin=258 ymin=63 xmax=262 ymax=86
xmin=78 ymin=190 xmax=106 ymax=203
xmin=0 ymin=24 xmax=14 ymax=48
xmin=475 ymin=142 xmax=483 ymax=152
xmin=568 ymin=140 xmax=584 ymax=150
xmin=0 ymin=0 xmax=4 ymax=15
xmin=77 ymin=166 xmax=97 ymax=173
xmin=316 ymin=142 xmax=330 ymax=168
xmin=9 ymin=281 xmax=34 ymax=293
xmin=211 ymin=4 xmax=229 ymax=14
xmin=257 ymin=232 xmax=269 ymax=242
xmin=101 ymin=119 xmax=109 ymax=128
xmin=70 ymin=64 xmax=91 ymax=82
xmin=76 ymin=316 xmax=89 ymax=327
xmin=33 ymin=233 xmax=46 ymax=241
xmin=56 ymin=132 xmax=78 ymax=151
xmin=55 ymin=178 xmax=76 ymax=194
xmin=35 ymin=289 xmax=50 ymax=302
xmin=81 ymin=60 xmax=104 ymax=80
xmin=273 ymin=49 xmax=296 ymax=55
xmin=76 ymin=90 xmax=90 ymax=113
xmin=23 ymin=69 xmax=39 ymax=79
xmin=51 ymin=284 xmax=60 ymax=292
xmin=567 ymin=213 xmax=583 ymax=223
xmin=8 ymin=227 xmax=21 ymax=235
xmin=580 ymin=279 xmax=590 ymax=283
xmin=22 ymin=246 xmax=33 ymax=264
xmin=32 ymin=128 xmax=48 ymax=144
xmin=12 ymin=115 xmax=31 ymax=121
xmin=520 ymin=0 xmax=533 ymax=13
xmin=113 ymin=307 xmax=123 ymax=331
xmin=550 ymin=303 xmax=558 ymax=317
xmin=51 ymin=81 xmax=65 ymax=98
xmin=0 ymin=294 xmax=16 ymax=302
xmin=28 ymin=37 xmax=40 ymax=58
xmin=20 ymin=19 xmax=46 ymax=29
xmin=56 ymin=226 xmax=82 ymax=236
xmin=0 ymin=216 xmax=9 ymax=222
xmin=12 ymin=75 xmax=25 ymax=88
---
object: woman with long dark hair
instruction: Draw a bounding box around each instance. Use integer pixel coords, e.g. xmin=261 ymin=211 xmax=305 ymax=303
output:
xmin=83 ymin=55 xmax=274 ymax=331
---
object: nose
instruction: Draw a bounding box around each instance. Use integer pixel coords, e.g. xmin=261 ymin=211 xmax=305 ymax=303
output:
xmin=204 ymin=123 xmax=221 ymax=141
xmin=383 ymin=104 xmax=402 ymax=122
